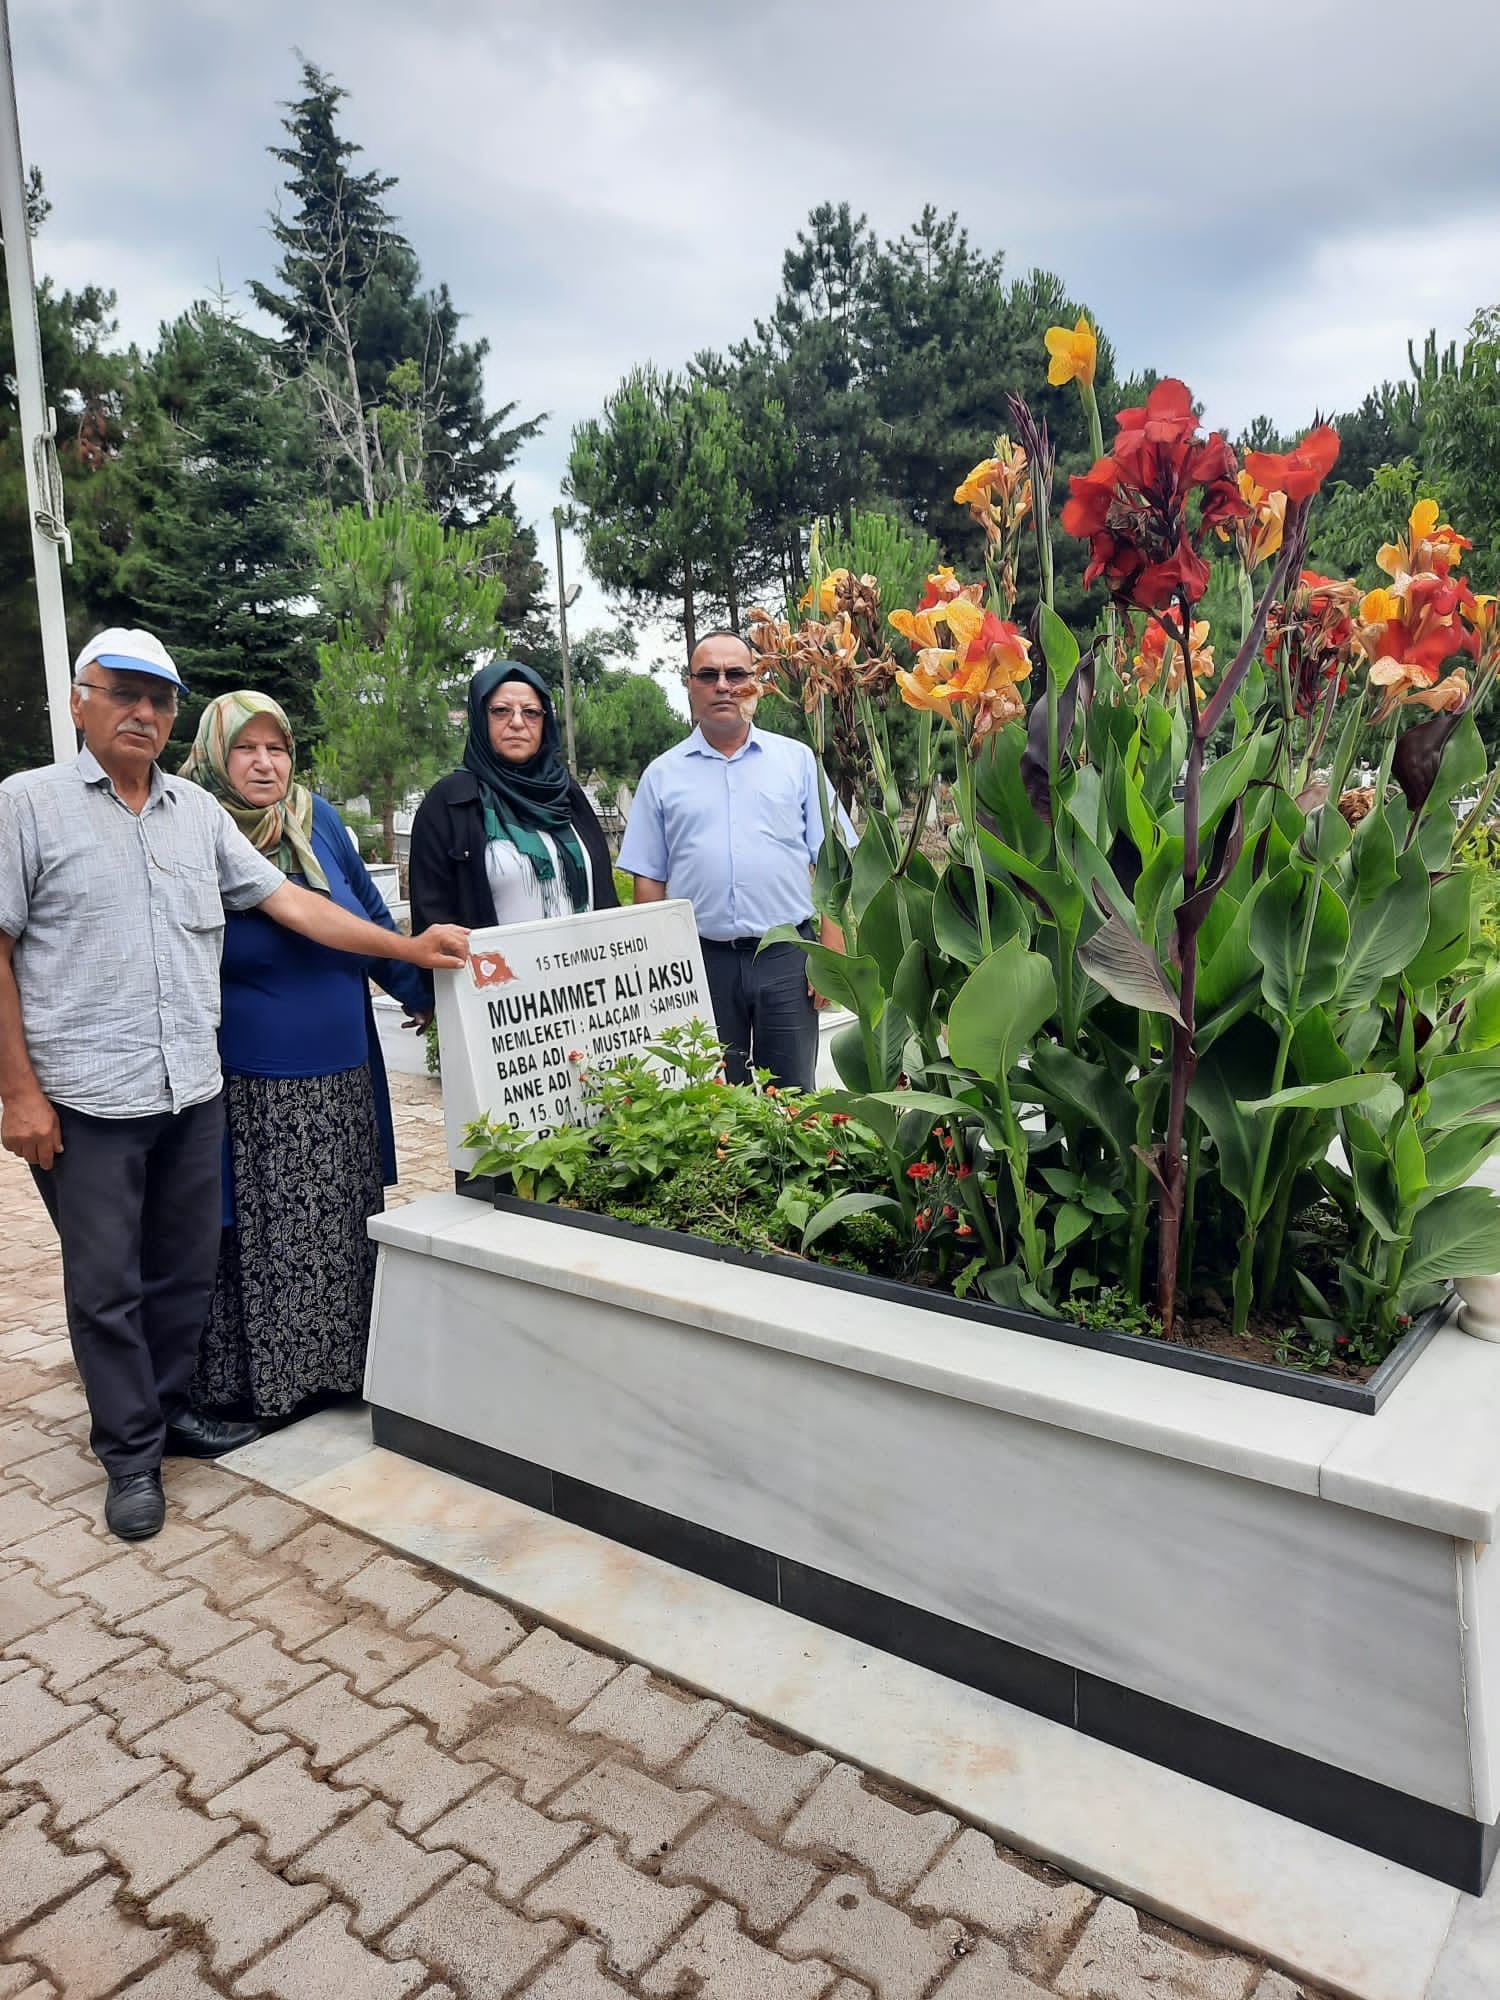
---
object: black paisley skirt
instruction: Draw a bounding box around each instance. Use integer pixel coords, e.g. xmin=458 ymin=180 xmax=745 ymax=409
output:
xmin=193 ymin=1064 xmax=385 ymax=1419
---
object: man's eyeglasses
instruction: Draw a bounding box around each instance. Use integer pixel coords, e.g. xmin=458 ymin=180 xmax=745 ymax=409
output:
xmin=76 ymin=680 xmax=178 ymax=714
xmin=487 ymin=705 xmax=545 ymax=725
xmin=688 ymin=668 xmax=754 ymax=686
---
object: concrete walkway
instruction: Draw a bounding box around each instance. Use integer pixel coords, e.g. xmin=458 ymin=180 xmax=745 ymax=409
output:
xmin=0 ymin=1076 xmax=1304 ymax=1998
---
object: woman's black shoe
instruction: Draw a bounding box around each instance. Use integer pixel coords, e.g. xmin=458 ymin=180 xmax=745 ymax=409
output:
xmin=163 ymin=1410 xmax=260 ymax=1458
xmin=105 ymin=1470 xmax=165 ymax=1541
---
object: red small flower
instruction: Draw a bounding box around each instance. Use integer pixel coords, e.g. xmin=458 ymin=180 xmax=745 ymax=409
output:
xmin=907 ymin=1162 xmax=937 ymax=1180
xmin=914 ymin=1210 xmax=931 ymax=1231
xmin=939 ymin=1133 xmax=953 ymax=1150
xmin=956 ymin=1222 xmax=974 ymax=1237
xmin=827 ymin=1147 xmax=839 ymax=1162
xmin=955 ymin=1164 xmax=972 ymax=1180
xmin=1243 ymin=424 xmax=1340 ymax=503
xmin=943 ymin=1204 xmax=956 ymax=1220
xmin=567 ymin=1050 xmax=585 ymax=1064
xmin=830 ymin=1112 xmax=851 ymax=1127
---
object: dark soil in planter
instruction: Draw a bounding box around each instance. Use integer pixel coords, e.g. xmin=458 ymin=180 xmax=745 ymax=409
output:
xmin=1163 ymin=1303 xmax=1374 ymax=1382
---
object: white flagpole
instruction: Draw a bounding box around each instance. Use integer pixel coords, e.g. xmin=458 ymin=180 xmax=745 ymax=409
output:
xmin=0 ymin=0 xmax=74 ymax=764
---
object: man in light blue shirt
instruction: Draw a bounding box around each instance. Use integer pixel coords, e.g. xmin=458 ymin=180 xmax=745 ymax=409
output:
xmin=622 ymin=630 xmax=848 ymax=1091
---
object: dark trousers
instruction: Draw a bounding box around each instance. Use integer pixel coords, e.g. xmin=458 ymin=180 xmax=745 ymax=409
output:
xmin=31 ymin=1094 xmax=224 ymax=1477
xmin=701 ymin=932 xmax=819 ymax=1093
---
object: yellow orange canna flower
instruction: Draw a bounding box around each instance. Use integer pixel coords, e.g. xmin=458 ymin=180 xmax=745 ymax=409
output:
xmin=1233 ymin=471 xmax=1286 ymax=569
xmin=889 ymin=606 xmax=942 ymax=651
xmin=1377 ymin=499 xmax=1471 ymax=590
xmin=1044 ymin=315 xmax=1097 ymax=391
xmin=1132 ymin=618 xmax=1214 ymax=699
xmin=895 ymin=652 xmax=959 ymax=717
xmin=798 ymin=570 xmax=848 ymax=616
xmin=936 ymin=596 xmax=985 ymax=650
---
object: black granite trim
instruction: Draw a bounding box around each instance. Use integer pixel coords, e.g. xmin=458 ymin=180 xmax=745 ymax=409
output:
xmin=454 ymin=1172 xmax=497 ymax=1204
xmin=1075 ymin=1671 xmax=1491 ymax=1895
xmin=373 ymin=1404 xmax=1497 ymax=1895
xmin=554 ymin=1472 xmax=780 ymax=1604
xmin=486 ymin=1194 xmax=1439 ymax=1414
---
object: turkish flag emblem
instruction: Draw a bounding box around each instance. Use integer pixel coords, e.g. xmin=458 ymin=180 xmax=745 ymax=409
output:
xmin=469 ymin=950 xmax=516 ymax=989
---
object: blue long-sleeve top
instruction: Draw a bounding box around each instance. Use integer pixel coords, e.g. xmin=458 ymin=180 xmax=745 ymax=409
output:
xmin=217 ymin=795 xmax=430 ymax=1224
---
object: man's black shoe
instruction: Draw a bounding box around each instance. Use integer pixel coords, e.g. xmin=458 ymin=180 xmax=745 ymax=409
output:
xmin=163 ymin=1410 xmax=260 ymax=1458
xmin=105 ymin=1469 xmax=165 ymax=1541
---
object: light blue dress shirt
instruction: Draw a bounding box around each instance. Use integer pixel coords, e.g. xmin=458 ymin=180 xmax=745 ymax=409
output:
xmin=620 ymin=725 xmax=851 ymax=942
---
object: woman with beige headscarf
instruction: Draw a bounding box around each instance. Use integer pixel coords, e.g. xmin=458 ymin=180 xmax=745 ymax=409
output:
xmin=180 ymin=691 xmax=432 ymax=1422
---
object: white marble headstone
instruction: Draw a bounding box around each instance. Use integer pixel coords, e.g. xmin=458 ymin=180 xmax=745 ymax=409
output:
xmin=434 ymin=898 xmax=713 ymax=1169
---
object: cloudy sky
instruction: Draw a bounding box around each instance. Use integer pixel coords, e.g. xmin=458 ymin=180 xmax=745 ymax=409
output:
xmin=12 ymin=0 xmax=1500 ymax=652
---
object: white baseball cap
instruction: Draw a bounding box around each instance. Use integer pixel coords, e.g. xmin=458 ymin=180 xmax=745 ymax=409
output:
xmin=74 ymin=628 xmax=186 ymax=690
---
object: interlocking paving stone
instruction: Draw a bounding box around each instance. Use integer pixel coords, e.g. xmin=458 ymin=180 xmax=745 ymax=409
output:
xmin=548 ymin=1754 xmax=714 ymax=1862
xmin=229 ymin=1905 xmax=430 ymax=2000
xmin=491 ymin=1624 xmax=621 ymax=1716
xmin=258 ymin=1671 xmax=409 ymax=1768
xmin=570 ymin=1662 xmax=722 ymax=1769
xmin=1053 ymin=1898 xmax=1259 ymax=2000
xmin=114 ymin=1956 xmax=223 ymax=1999
xmin=67 ymin=1554 xmax=186 ymax=1622
xmin=5 ymin=1871 xmax=175 ymax=1999
xmin=407 ymin=1586 xmax=525 ymax=1670
xmin=201 ymin=1492 xmax=312 ymax=1555
xmin=930 ymin=1937 xmax=1052 ymax=1997
xmin=165 ymin=1538 xmax=292 ymax=1609
xmin=0 ymin=1962 xmax=50 ymax=2000
xmin=659 ymin=1806 xmax=823 ymax=1934
xmin=0 ymin=1800 xmax=106 ymax=1935
xmin=640 ymin=1899 xmax=836 ymax=1998
xmin=195 ymin=1628 xmax=327 ymax=1717
xmin=777 ymin=1875 xmax=969 ymax=2000
xmin=337 ymin=1553 xmax=443 ymax=1626
xmin=0 ymin=1489 xmax=63 ymax=1550
xmin=518 ymin=1938 xmax=635 ymax=1997
xmin=238 ymin=1578 xmax=346 ymax=1650
xmin=332 ymin=1720 xmax=487 ymax=1834
xmin=10 ymin=1603 xmax=144 ymax=1690
xmin=0 ymin=1564 xmax=83 ymax=1647
xmin=372 ymin=1650 xmax=509 ymax=1746
xmin=457 ymin=1698 xmax=599 ymax=1802
xmin=75 ymin=1768 xmax=238 ymax=1896
xmin=286 ymin=1798 xmax=463 ymax=1938
xmin=522 ymin=1833 xmax=703 ymax=1977
xmin=385 ymin=1864 xmax=567 ymax=1998
xmin=117 ymin=1585 xmax=255 ymax=1668
xmin=278 ymin=1521 xmax=376 ymax=1590
xmin=207 ymin=1746 xmax=370 ymax=1865
xmin=678 ymin=1713 xmax=835 ymax=1831
xmin=145 ymin=1832 xmax=330 ymax=1977
xmin=159 ymin=1460 xmax=245 ymax=1520
xmin=418 ymin=1776 xmax=588 ymax=1896
xmin=7 ymin=1518 xmax=115 ymax=1586
xmin=10 ymin=1443 xmax=102 ymax=1502
xmin=132 ymin=1516 xmax=233 ymax=1572
xmin=7 ymin=1710 xmax=163 ymax=1829
xmin=0 ymin=1421 xmax=54 ymax=1470
xmin=136 ymin=1690 xmax=289 ymax=1798
xmin=301 ymin=1611 xmax=435 ymax=1693
xmin=785 ymin=1763 xmax=959 ymax=1899
xmin=0 ymin=1664 xmax=89 ymax=1760
xmin=910 ymin=1828 xmax=1095 ymax=1974
xmin=71 ymin=1648 xmax=218 ymax=1744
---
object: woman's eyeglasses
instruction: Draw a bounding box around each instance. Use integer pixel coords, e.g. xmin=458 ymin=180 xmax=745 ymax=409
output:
xmin=487 ymin=705 xmax=545 ymax=725
xmin=687 ymin=668 xmax=754 ymax=686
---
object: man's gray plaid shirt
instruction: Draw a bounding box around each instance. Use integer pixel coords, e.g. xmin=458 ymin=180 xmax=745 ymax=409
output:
xmin=0 ymin=747 xmax=284 ymax=1119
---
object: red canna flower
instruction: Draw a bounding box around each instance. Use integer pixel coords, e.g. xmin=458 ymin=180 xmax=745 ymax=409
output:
xmin=1061 ymin=378 xmax=1249 ymax=613
xmin=1243 ymin=424 xmax=1340 ymax=503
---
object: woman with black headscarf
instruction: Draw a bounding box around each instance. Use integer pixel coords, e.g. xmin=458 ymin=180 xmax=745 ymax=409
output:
xmin=409 ymin=661 xmax=618 ymax=932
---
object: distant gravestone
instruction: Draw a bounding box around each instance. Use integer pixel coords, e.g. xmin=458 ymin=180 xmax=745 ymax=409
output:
xmin=434 ymin=898 xmax=713 ymax=1169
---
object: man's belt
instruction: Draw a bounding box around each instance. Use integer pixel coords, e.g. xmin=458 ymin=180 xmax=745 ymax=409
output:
xmin=700 ymin=922 xmax=814 ymax=951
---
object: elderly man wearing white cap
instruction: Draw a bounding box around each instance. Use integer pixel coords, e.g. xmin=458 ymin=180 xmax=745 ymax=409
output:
xmin=0 ymin=630 xmax=469 ymax=1541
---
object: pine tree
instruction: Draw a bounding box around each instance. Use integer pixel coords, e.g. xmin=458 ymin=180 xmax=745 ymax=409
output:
xmin=119 ymin=298 xmax=322 ymax=740
xmin=250 ymin=59 xmax=542 ymax=533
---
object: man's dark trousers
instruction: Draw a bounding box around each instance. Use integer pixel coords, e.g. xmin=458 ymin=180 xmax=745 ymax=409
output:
xmin=31 ymin=1094 xmax=224 ymax=1477
xmin=701 ymin=931 xmax=819 ymax=1092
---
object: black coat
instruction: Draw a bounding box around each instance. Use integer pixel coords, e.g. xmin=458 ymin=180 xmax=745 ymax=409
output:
xmin=408 ymin=769 xmax=619 ymax=932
